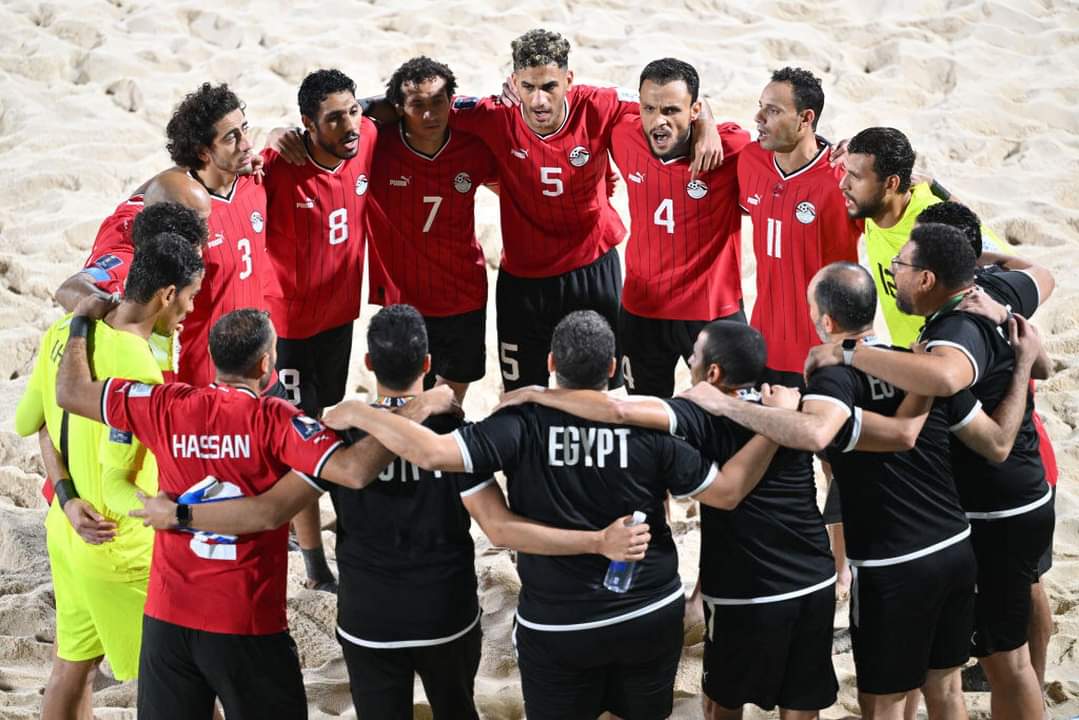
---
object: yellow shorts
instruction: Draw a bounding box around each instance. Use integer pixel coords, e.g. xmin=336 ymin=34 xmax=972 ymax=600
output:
xmin=46 ymin=506 xmax=148 ymax=680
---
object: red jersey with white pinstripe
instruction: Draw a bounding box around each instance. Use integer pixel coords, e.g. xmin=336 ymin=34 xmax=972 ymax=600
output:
xmin=81 ymin=194 xmax=145 ymax=295
xmin=450 ymin=85 xmax=634 ymax=278
xmin=366 ymin=125 xmax=496 ymax=317
xmin=262 ymin=116 xmax=377 ymax=339
xmin=102 ymin=379 xmax=343 ymax=634
xmin=177 ymin=174 xmax=270 ymax=386
xmin=738 ymin=141 xmax=862 ymax=373
xmin=611 ymin=117 xmax=750 ymax=320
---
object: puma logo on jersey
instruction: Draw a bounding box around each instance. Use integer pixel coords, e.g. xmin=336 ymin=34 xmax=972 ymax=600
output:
xmin=795 ymin=201 xmax=817 ymax=224
xmin=746 ymin=193 xmax=761 ymax=206
xmin=568 ymin=145 xmax=591 ymax=167
xmin=511 ymin=148 xmax=529 ymax=159
xmin=207 ymin=232 xmax=224 ymax=248
xmin=628 ymin=171 xmax=644 ymax=184
xmin=295 ymin=196 xmax=315 ymax=209
xmin=389 ymin=176 xmax=411 ymax=187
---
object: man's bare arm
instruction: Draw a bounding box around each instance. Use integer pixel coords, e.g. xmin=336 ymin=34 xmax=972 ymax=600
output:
xmin=693 ymin=435 xmax=779 ymax=510
xmin=807 ymin=343 xmax=975 ymax=397
xmin=323 ymin=399 xmax=465 ymax=472
xmin=462 ymin=484 xmax=650 ymax=561
xmin=495 ymin=387 xmax=671 ymax=431
xmin=854 ymin=393 xmax=934 ymax=453
xmin=39 ymin=427 xmax=118 ymax=543
xmin=55 ymin=274 xmax=118 ymax=315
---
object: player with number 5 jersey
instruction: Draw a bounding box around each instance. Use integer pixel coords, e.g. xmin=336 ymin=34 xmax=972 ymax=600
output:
xmin=610 ymin=59 xmax=750 ymax=398
xmin=738 ymin=68 xmax=862 ymax=379
xmin=262 ymin=70 xmax=377 ymax=417
xmin=166 ymin=83 xmax=274 ymax=388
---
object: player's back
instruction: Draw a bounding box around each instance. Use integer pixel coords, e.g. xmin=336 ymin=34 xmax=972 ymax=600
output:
xmin=262 ymin=118 xmax=376 ymax=339
xmin=450 ymin=85 xmax=630 ymax=277
xmin=808 ymin=347 xmax=972 ymax=561
xmin=611 ymin=116 xmax=749 ymax=320
xmin=738 ymin=141 xmax=861 ymax=373
xmin=178 ymin=175 xmax=269 ymax=385
xmin=665 ymin=396 xmax=833 ymax=601
xmin=366 ymin=125 xmax=495 ymax=317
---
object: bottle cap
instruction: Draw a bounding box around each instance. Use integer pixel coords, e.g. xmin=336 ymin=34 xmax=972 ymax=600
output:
xmin=629 ymin=511 xmax=647 ymax=526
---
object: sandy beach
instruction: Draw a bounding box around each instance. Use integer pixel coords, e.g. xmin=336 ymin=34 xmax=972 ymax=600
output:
xmin=0 ymin=0 xmax=1077 ymax=717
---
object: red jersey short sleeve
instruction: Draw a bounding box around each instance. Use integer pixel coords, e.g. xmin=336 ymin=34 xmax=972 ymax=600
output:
xmin=366 ymin=125 xmax=496 ymax=317
xmin=176 ymin=175 xmax=270 ymax=386
xmin=103 ymin=381 xmax=342 ymax=635
xmin=611 ymin=118 xmax=750 ymax=320
xmin=262 ymin=117 xmax=377 ymax=339
xmin=82 ymin=195 xmax=144 ymax=295
xmin=738 ymin=141 xmax=862 ymax=373
xmin=449 ymin=86 xmax=629 ymax=277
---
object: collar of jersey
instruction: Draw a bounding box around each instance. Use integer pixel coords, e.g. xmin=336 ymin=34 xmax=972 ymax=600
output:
xmin=770 ymin=139 xmax=828 ymax=181
xmin=210 ymin=382 xmax=258 ymax=399
xmin=522 ymin=98 xmax=571 ymax=141
xmin=304 ymin=133 xmax=345 ymax=174
xmin=189 ymin=169 xmax=239 ymax=203
xmin=398 ymin=122 xmax=452 ymax=161
xmin=372 ymin=395 xmax=413 ymax=408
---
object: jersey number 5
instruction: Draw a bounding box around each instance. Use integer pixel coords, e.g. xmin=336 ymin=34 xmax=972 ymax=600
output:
xmin=540 ymin=167 xmax=563 ymax=197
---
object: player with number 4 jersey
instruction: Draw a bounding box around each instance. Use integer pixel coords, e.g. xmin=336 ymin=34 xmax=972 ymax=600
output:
xmin=739 ymin=68 xmax=862 ymax=379
xmin=610 ymin=59 xmax=750 ymax=398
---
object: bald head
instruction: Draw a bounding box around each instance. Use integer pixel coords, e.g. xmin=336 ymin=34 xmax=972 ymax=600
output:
xmin=143 ymin=168 xmax=212 ymax=220
xmin=810 ymin=262 xmax=877 ymax=334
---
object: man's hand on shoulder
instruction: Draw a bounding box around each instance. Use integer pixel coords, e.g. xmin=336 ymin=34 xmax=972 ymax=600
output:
xmin=690 ymin=121 xmax=723 ymax=180
xmin=804 ymin=342 xmax=843 ymax=380
xmin=407 ymin=385 xmax=460 ymax=421
xmin=266 ymin=127 xmax=306 ymax=166
xmin=493 ymin=385 xmax=546 ymax=413
xmin=957 ymin=286 xmax=1009 ymax=325
xmin=760 ymin=384 xmax=801 ymax=410
xmin=72 ymin=291 xmax=118 ymax=321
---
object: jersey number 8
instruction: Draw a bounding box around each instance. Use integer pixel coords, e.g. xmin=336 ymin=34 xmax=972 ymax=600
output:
xmin=328 ymin=208 xmax=349 ymax=245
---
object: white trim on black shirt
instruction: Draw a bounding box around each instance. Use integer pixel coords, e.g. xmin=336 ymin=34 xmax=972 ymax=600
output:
xmin=949 ymin=400 xmax=983 ymax=432
xmin=337 ymin=609 xmax=481 ymax=649
xmin=803 ymin=394 xmax=852 ymax=416
xmin=966 ymin=486 xmax=1053 ymax=521
xmin=848 ymin=526 xmax=970 ymax=567
xmin=1016 ymin=268 xmax=1042 ymax=308
xmin=843 ymin=406 xmax=863 ymax=453
xmin=673 ymin=462 xmax=718 ymax=499
xmin=515 ymin=586 xmax=683 ymax=632
xmin=703 ymin=573 xmax=836 ymax=606
xmin=452 ymin=429 xmax=475 ymax=474
xmin=664 ymin=402 xmax=679 ymax=436
xmin=313 ymin=441 xmax=344 ymax=479
xmin=924 ymin=340 xmax=980 ymax=386
xmin=459 ymin=477 xmax=495 ymax=498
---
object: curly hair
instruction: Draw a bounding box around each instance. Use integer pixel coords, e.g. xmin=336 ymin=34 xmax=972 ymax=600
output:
xmin=916 ymin=201 xmax=983 ymax=257
xmin=132 ymin=202 xmax=206 ymax=249
xmin=511 ymin=28 xmax=570 ymax=71
xmin=298 ymin=69 xmax=356 ymax=121
xmin=551 ymin=311 xmax=615 ymax=390
xmin=910 ymin=223 xmax=976 ymax=289
xmin=385 ymin=56 xmax=457 ymax=107
xmin=771 ymin=66 xmax=825 ymax=129
xmin=166 ymin=83 xmax=243 ymax=171
xmin=124 ymin=233 xmax=204 ymax=305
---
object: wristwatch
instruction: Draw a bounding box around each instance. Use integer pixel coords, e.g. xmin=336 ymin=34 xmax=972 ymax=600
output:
xmin=842 ymin=338 xmax=858 ymax=366
xmin=175 ymin=502 xmax=192 ymax=529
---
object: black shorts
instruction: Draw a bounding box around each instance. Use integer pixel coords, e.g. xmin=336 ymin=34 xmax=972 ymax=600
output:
xmin=422 ymin=309 xmax=486 ymax=387
xmin=702 ymin=583 xmax=837 ymax=711
xmin=969 ymin=497 xmax=1055 ymax=657
xmin=850 ymin=536 xmax=976 ymax=694
xmin=513 ymin=596 xmax=684 ymax=720
xmin=339 ymin=622 xmax=481 ymax=720
xmin=619 ymin=305 xmax=746 ymax=398
xmin=137 ymin=615 xmax=306 ymax=720
xmin=275 ymin=322 xmax=353 ymax=416
xmin=495 ymin=248 xmax=622 ymax=391
xmin=1037 ymin=486 xmax=1056 ymax=578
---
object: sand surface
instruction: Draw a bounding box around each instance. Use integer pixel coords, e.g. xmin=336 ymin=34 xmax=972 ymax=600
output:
xmin=1 ymin=0 xmax=1078 ymax=717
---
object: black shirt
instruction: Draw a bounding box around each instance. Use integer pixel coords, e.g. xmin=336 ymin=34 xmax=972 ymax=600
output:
xmin=455 ymin=403 xmax=716 ymax=629
xmin=315 ymin=410 xmax=492 ymax=646
xmin=806 ymin=341 xmax=976 ymax=563
xmin=665 ymin=396 xmax=834 ymax=601
xmin=922 ymin=268 xmax=1049 ymax=516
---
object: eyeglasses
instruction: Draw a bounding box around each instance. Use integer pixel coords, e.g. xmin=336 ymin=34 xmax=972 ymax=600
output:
xmin=890 ymin=255 xmax=926 ymax=273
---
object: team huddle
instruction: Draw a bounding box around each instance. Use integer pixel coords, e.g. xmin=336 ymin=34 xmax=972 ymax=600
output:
xmin=15 ymin=26 xmax=1060 ymax=720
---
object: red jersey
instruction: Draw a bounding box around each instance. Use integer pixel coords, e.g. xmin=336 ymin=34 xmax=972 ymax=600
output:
xmin=366 ymin=125 xmax=497 ymax=317
xmin=738 ymin=141 xmax=862 ymax=373
xmin=177 ymin=174 xmax=270 ymax=386
xmin=449 ymin=85 xmax=634 ymax=277
xmin=81 ymin=194 xmax=145 ymax=295
xmin=101 ymin=378 xmax=343 ymax=634
xmin=262 ymin=117 xmax=377 ymax=339
xmin=611 ymin=118 xmax=750 ymax=320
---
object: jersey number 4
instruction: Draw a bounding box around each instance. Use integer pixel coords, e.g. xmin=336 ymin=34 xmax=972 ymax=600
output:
xmin=654 ymin=199 xmax=674 ymax=235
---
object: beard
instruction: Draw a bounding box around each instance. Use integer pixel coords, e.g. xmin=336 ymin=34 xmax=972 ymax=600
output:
xmin=896 ymin=290 xmax=916 ymax=316
xmin=848 ymin=188 xmax=886 ymax=219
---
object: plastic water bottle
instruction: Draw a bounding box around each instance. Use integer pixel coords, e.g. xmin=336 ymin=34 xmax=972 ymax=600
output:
xmin=603 ymin=511 xmax=647 ymax=593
